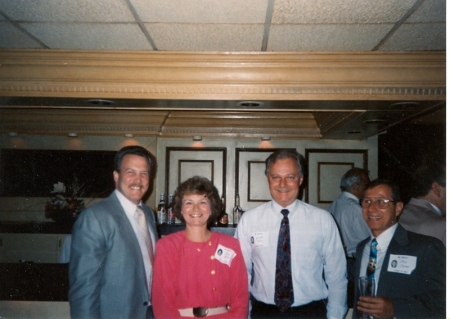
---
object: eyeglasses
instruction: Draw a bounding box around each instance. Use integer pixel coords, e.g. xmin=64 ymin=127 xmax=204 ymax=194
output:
xmin=361 ymin=198 xmax=395 ymax=209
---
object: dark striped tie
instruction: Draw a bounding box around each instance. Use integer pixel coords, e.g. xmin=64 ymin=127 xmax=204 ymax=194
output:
xmin=274 ymin=209 xmax=294 ymax=312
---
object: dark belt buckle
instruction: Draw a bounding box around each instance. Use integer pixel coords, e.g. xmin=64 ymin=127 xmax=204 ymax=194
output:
xmin=193 ymin=307 xmax=209 ymax=318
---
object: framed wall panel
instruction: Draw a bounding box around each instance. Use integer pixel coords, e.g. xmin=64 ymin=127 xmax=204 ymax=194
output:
xmin=178 ymin=160 xmax=214 ymax=185
xmin=165 ymin=147 xmax=226 ymax=198
xmin=305 ymin=149 xmax=368 ymax=209
xmin=235 ymin=148 xmax=296 ymax=211
xmin=317 ymin=162 xmax=354 ymax=202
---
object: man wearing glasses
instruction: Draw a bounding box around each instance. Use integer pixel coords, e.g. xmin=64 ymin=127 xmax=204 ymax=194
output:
xmin=353 ymin=179 xmax=445 ymax=319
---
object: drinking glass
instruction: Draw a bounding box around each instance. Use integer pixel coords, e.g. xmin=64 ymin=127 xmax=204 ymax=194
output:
xmin=358 ymin=276 xmax=376 ymax=319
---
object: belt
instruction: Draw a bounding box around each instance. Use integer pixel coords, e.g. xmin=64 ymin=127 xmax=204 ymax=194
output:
xmin=178 ymin=305 xmax=229 ymax=317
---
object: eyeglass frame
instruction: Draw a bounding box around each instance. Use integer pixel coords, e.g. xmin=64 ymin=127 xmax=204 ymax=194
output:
xmin=360 ymin=197 xmax=395 ymax=209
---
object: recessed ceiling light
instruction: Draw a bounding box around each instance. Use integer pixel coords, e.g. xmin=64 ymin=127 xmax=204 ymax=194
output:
xmin=192 ymin=135 xmax=202 ymax=141
xmin=236 ymin=101 xmax=264 ymax=108
xmin=124 ymin=133 xmax=134 ymax=138
xmin=261 ymin=136 xmax=271 ymax=141
xmin=67 ymin=133 xmax=78 ymax=137
xmin=87 ymin=99 xmax=115 ymax=106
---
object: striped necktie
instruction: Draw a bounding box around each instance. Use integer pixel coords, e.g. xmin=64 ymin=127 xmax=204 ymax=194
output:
xmin=274 ymin=209 xmax=294 ymax=312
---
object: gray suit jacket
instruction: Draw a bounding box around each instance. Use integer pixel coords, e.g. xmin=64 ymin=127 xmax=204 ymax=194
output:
xmin=400 ymin=198 xmax=446 ymax=245
xmin=353 ymin=225 xmax=446 ymax=319
xmin=69 ymin=192 xmax=158 ymax=319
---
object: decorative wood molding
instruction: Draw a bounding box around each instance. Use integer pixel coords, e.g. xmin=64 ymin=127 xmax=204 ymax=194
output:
xmin=0 ymin=50 xmax=445 ymax=101
xmin=305 ymin=149 xmax=368 ymax=204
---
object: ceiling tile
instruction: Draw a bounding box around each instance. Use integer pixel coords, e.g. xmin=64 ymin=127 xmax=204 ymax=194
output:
xmin=267 ymin=25 xmax=393 ymax=51
xmin=406 ymin=0 xmax=446 ymax=23
xmin=0 ymin=22 xmax=43 ymax=49
xmin=272 ymin=0 xmax=417 ymax=24
xmin=20 ymin=23 xmax=153 ymax=50
xmin=379 ymin=23 xmax=446 ymax=51
xmin=0 ymin=0 xmax=136 ymax=22
xmin=130 ymin=0 xmax=268 ymax=23
xmin=147 ymin=23 xmax=264 ymax=51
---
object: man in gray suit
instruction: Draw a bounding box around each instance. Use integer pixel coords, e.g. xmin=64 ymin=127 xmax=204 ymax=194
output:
xmin=400 ymin=161 xmax=445 ymax=245
xmin=69 ymin=145 xmax=158 ymax=319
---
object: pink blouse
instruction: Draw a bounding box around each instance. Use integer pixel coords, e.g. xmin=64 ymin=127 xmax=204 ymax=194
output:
xmin=152 ymin=231 xmax=249 ymax=319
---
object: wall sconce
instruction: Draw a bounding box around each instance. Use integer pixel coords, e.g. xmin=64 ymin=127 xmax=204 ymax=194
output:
xmin=192 ymin=135 xmax=202 ymax=141
xmin=261 ymin=136 xmax=271 ymax=141
xmin=67 ymin=133 xmax=78 ymax=137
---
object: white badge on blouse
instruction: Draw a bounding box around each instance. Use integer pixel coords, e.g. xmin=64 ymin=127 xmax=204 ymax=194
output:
xmin=215 ymin=244 xmax=236 ymax=267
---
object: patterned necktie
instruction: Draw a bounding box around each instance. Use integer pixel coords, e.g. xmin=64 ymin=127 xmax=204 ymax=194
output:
xmin=366 ymin=238 xmax=377 ymax=280
xmin=274 ymin=209 xmax=294 ymax=312
xmin=136 ymin=206 xmax=154 ymax=264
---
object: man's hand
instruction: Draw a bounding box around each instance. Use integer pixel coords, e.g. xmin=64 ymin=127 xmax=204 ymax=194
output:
xmin=357 ymin=296 xmax=395 ymax=319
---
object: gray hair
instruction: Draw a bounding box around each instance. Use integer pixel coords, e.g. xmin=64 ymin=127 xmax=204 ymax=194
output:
xmin=265 ymin=149 xmax=304 ymax=177
xmin=340 ymin=167 xmax=369 ymax=191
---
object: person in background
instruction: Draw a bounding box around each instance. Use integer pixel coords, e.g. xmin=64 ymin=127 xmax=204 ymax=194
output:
xmin=354 ymin=179 xmax=445 ymax=319
xmin=235 ymin=149 xmax=347 ymax=319
xmin=69 ymin=145 xmax=157 ymax=319
xmin=152 ymin=176 xmax=248 ymax=319
xmin=400 ymin=161 xmax=446 ymax=245
xmin=329 ymin=167 xmax=371 ymax=281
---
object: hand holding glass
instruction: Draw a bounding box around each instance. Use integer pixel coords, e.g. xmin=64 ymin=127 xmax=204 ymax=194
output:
xmin=359 ymin=276 xmax=376 ymax=319
xmin=359 ymin=275 xmax=376 ymax=296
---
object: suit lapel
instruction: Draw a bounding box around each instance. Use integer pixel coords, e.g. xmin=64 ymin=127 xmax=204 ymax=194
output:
xmin=108 ymin=192 xmax=147 ymax=260
xmin=355 ymin=237 xmax=371 ymax=281
xmin=377 ymin=225 xmax=409 ymax=296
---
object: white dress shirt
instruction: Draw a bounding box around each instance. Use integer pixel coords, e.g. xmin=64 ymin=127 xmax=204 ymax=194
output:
xmin=235 ymin=200 xmax=348 ymax=319
xmin=358 ymin=223 xmax=398 ymax=294
xmin=115 ymin=190 xmax=154 ymax=299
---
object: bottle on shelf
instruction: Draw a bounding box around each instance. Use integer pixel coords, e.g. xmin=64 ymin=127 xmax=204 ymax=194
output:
xmin=233 ymin=193 xmax=244 ymax=225
xmin=157 ymin=193 xmax=167 ymax=224
xmin=217 ymin=193 xmax=229 ymax=227
xmin=167 ymin=193 xmax=175 ymax=225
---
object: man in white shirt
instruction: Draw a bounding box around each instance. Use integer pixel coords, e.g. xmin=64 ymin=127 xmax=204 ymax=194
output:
xmin=235 ymin=149 xmax=347 ymax=319
xmin=354 ymin=179 xmax=445 ymax=319
xmin=400 ymin=162 xmax=446 ymax=245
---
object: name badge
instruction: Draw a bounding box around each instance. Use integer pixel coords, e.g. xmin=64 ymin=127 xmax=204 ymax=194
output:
xmin=387 ymin=254 xmax=417 ymax=274
xmin=251 ymin=232 xmax=269 ymax=248
xmin=215 ymin=244 xmax=236 ymax=267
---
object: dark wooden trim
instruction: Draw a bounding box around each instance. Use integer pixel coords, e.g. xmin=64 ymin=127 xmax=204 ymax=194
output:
xmin=165 ymin=147 xmax=227 ymax=199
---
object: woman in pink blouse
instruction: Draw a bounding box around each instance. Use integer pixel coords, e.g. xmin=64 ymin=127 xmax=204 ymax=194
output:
xmin=152 ymin=176 xmax=249 ymax=319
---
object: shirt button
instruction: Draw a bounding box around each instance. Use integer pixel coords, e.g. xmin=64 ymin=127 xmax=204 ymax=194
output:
xmin=212 ymin=288 xmax=216 ymax=291
xmin=197 ymin=248 xmax=201 ymax=252
xmin=210 ymin=255 xmax=214 ymax=260
xmin=208 ymin=241 xmax=212 ymax=246
xmin=211 ymin=270 xmax=215 ymax=275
